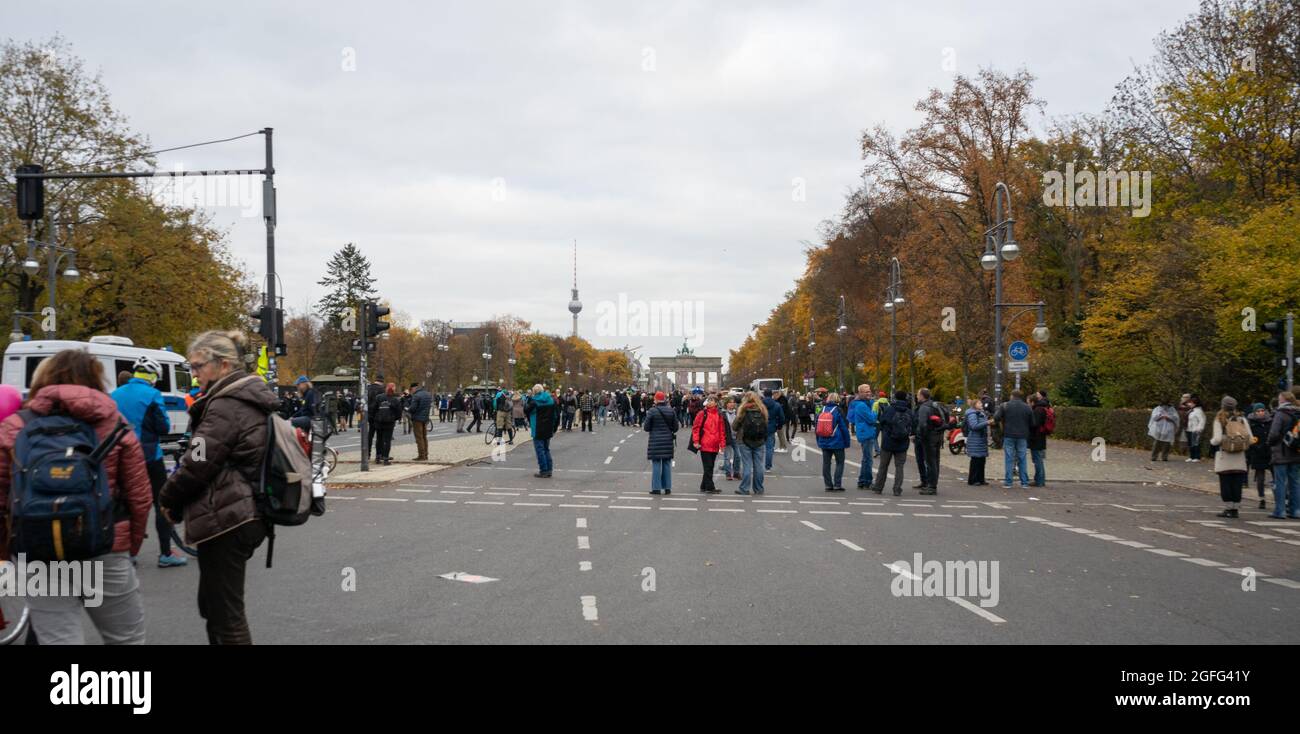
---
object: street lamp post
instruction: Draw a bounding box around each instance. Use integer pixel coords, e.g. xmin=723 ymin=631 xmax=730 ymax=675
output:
xmin=12 ymin=231 xmax=80 ymax=339
xmin=981 ymin=182 xmax=1035 ymax=405
xmin=507 ymin=346 xmax=516 ymax=389
xmin=481 ymin=333 xmax=492 ymax=386
xmin=807 ymin=315 xmax=816 ymax=388
xmin=883 ymin=257 xmax=904 ymax=395
xmin=836 ymin=294 xmax=848 ymax=393
xmin=9 ymin=311 xmax=41 ymax=342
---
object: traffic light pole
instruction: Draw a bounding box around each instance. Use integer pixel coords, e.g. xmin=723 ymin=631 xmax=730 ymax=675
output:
xmin=1288 ymin=313 xmax=1295 ymax=391
xmin=263 ymin=128 xmax=279 ymax=385
xmin=359 ymin=301 xmax=370 ymax=473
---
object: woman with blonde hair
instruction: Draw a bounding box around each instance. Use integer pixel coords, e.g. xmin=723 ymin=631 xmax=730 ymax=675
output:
xmin=731 ymin=391 xmax=769 ymax=495
xmin=160 ymin=329 xmax=278 ymax=644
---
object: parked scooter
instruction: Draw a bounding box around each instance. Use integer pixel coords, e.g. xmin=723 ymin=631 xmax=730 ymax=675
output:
xmin=947 ymin=406 xmax=966 ymax=454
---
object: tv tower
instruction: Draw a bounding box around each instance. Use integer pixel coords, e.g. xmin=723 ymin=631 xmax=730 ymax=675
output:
xmin=567 ymin=240 xmax=582 ymax=337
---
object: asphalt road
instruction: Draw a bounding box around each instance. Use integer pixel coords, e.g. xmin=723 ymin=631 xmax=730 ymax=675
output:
xmin=118 ymin=420 xmax=1299 ymax=644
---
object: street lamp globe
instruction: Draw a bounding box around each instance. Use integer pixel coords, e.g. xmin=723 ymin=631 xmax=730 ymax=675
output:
xmin=893 ymin=294 xmax=905 ymax=305
xmin=883 ymin=300 xmax=894 ymax=312
xmin=9 ymin=331 xmax=22 ymax=342
xmin=63 ymin=265 xmax=80 ymax=281
xmin=1033 ymin=325 xmax=1050 ymax=343
xmin=1000 ymin=237 xmax=1020 ymax=261
xmin=22 ymin=258 xmax=41 ymax=277
xmin=980 ymin=251 xmax=998 ymax=271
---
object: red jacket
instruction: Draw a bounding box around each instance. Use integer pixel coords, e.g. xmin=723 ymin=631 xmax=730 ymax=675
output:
xmin=692 ymin=407 xmax=727 ymax=453
xmin=0 ymin=384 xmax=152 ymax=558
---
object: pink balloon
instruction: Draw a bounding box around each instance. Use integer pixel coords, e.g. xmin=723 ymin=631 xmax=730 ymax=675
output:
xmin=0 ymin=384 xmax=22 ymax=424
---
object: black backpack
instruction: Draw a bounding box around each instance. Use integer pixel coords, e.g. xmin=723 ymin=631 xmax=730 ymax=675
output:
xmin=888 ymin=406 xmax=912 ymax=442
xmin=741 ymin=409 xmax=767 ymax=446
xmin=375 ymin=396 xmax=396 ymax=423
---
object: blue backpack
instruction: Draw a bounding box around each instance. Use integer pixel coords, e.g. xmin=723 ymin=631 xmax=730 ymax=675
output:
xmin=8 ymin=410 xmax=130 ymax=562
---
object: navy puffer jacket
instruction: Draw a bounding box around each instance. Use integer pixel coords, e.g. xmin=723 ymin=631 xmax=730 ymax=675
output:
xmin=643 ymin=404 xmax=679 ymax=460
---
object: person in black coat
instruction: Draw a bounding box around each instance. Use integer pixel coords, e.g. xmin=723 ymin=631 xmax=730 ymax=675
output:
xmin=643 ymin=391 xmax=679 ymax=494
xmin=1246 ymin=402 xmax=1273 ymax=509
xmin=871 ymin=391 xmax=914 ymax=496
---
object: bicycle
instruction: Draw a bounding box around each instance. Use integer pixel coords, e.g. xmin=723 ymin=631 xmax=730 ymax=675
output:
xmin=0 ymin=572 xmax=30 ymax=645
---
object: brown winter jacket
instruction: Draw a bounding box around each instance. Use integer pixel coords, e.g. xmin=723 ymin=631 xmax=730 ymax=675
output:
xmin=160 ymin=370 xmax=278 ymax=546
xmin=0 ymin=384 xmax=153 ymax=559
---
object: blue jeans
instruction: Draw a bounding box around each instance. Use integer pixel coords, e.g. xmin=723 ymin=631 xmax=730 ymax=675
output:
xmin=857 ymin=439 xmax=874 ymax=486
xmin=651 ymin=459 xmax=672 ymax=491
xmin=533 ymin=437 xmax=552 ymax=473
xmin=1031 ymin=448 xmax=1046 ymax=486
xmin=765 ymin=433 xmax=776 ymax=470
xmin=869 ymin=432 xmax=880 ymax=456
xmin=1003 ymin=437 xmax=1028 ymax=486
xmin=738 ymin=444 xmax=764 ymax=493
xmin=1273 ymin=462 xmax=1300 ymax=517
xmin=722 ymin=444 xmax=735 ymax=476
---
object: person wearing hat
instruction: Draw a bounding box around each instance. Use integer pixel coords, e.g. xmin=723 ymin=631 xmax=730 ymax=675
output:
xmin=643 ymin=391 xmax=679 ymax=494
xmin=290 ymin=376 xmax=318 ymax=431
xmin=363 ymin=373 xmax=385 ymax=461
xmin=1210 ymin=396 xmax=1249 ymax=518
xmin=1246 ymin=402 xmax=1274 ymax=510
xmin=408 ymin=382 xmax=433 ymax=460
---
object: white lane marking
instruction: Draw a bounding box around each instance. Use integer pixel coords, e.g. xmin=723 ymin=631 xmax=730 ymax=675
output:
xmin=1181 ymin=557 xmax=1226 ymax=567
xmin=580 ymin=595 xmax=598 ymax=621
xmin=1017 ymin=516 xmax=1047 ymax=522
xmin=330 ymin=496 xmax=357 ymax=500
xmin=529 ymin=493 xmax=566 ymax=498
xmin=576 ymin=518 xmax=587 ymax=529
xmin=707 ymin=498 xmax=744 ymax=503
xmin=708 ymin=508 xmax=745 ymax=513
xmin=365 ymin=497 xmax=408 ymax=502
xmin=1133 ymin=504 xmax=1166 ymax=507
xmin=604 ymin=457 xmax=613 ymax=464
xmin=492 ymin=487 xmax=529 ymax=491
xmin=1247 ymin=521 xmax=1295 ymax=527
xmin=810 ymin=510 xmax=851 ymax=515
xmin=397 ymin=488 xmax=432 ymax=493
xmin=513 ymin=502 xmax=551 ymax=507
xmin=465 ymin=501 xmax=505 ymax=506
xmin=1221 ymin=567 xmax=1271 ymax=577
xmin=753 ymin=499 xmax=791 ymax=504
xmin=758 ymin=509 xmax=798 ymax=514
xmin=1111 ymin=504 xmax=1143 ymax=512
xmin=483 ymin=491 xmax=520 ymax=496
xmin=441 ymin=490 xmax=476 ymax=495
xmin=800 ymin=520 xmax=825 ymax=531
xmin=942 ymin=505 xmax=979 ymax=509
xmin=611 ymin=505 xmax=651 ymax=510
xmin=620 ymin=439 xmax=627 ymax=444
xmin=559 ymin=503 xmax=600 ymax=508
xmin=1043 ymin=521 xmax=1073 ymax=528
xmin=573 ymin=494 xmax=611 ymax=499
xmin=416 ymin=499 xmax=456 ymax=504
xmin=898 ymin=503 xmax=930 ymax=508
xmin=947 ymin=595 xmax=1007 ymax=624
xmin=1140 ymin=526 xmax=1196 ymax=539
xmin=612 ymin=446 xmax=620 ymax=452
xmin=443 ymin=485 xmax=478 ymax=489
xmin=660 ymin=506 xmax=697 ymax=511
xmin=862 ymin=511 xmax=904 ymax=517
xmin=1262 ymin=578 xmax=1300 ymax=589
xmin=915 ymin=513 xmax=954 ymax=518
xmin=663 ymin=497 xmax=699 ymax=502
xmin=1088 ymin=533 xmax=1122 ymax=540
xmin=577 ymin=536 xmax=590 ymax=550
xmin=579 ymin=561 xmax=592 ymax=571
xmin=1144 ymin=548 xmax=1188 ymax=557
xmin=800 ymin=500 xmax=841 ymax=506
xmin=848 ymin=501 xmax=885 ymax=506
xmin=1065 ymin=527 xmax=1098 ymax=534
xmin=961 ymin=514 xmax=1008 ymax=519
xmin=836 ymin=538 xmax=865 ymax=551
xmin=1112 ymin=540 xmax=1154 ymax=548
xmin=439 ymin=572 xmax=499 ymax=583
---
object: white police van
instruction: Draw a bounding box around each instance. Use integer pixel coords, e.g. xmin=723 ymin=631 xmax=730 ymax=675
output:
xmin=2 ymin=336 xmax=193 ymax=448
xmin=749 ymin=377 xmax=784 ymax=394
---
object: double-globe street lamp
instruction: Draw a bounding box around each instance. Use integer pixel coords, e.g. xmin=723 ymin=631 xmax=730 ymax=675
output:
xmin=9 ymin=233 xmax=80 ymax=340
xmin=882 ymin=257 xmax=905 ymax=395
xmin=836 ymin=294 xmax=848 ymax=393
xmin=982 ymin=182 xmax=1049 ymax=404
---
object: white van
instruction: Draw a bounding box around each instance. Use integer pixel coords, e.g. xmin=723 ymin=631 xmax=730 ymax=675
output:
xmin=3 ymin=336 xmax=193 ymax=448
xmin=749 ymin=377 xmax=784 ymax=394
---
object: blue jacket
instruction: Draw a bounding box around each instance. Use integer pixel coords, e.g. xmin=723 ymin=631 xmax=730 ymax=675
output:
xmin=111 ymin=377 xmax=171 ymax=462
xmin=291 ymin=387 xmax=318 ymax=430
xmin=847 ymin=397 xmax=878 ymax=441
xmin=408 ymin=388 xmax=433 ymax=422
xmin=762 ymin=397 xmax=785 ymax=435
xmin=815 ymin=404 xmax=851 ymax=450
xmin=964 ymin=409 xmax=990 ymax=458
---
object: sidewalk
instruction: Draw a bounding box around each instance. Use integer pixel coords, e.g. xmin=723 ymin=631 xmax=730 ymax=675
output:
xmin=1012 ymin=438 xmax=1221 ymax=494
xmin=329 ymin=433 xmax=529 ymax=487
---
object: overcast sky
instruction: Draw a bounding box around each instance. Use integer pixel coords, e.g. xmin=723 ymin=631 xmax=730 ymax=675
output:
xmin=13 ymin=0 xmax=1198 ymax=371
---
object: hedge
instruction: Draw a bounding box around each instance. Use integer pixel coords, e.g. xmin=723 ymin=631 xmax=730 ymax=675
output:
xmin=1052 ymin=406 xmax=1210 ymax=453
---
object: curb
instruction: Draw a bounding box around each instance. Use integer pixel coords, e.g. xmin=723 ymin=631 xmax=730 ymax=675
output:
xmin=328 ymin=437 xmax=531 ymax=489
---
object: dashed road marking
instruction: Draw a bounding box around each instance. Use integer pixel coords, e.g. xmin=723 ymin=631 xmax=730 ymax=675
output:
xmin=579 ymin=561 xmax=592 ymax=571
xmin=576 ymin=518 xmax=587 ymax=529
xmin=1181 ymin=557 xmax=1226 ymax=567
xmin=513 ymin=502 xmax=551 ymax=507
xmin=559 ymin=503 xmax=600 ymax=509
xmin=836 ymin=539 xmax=865 ymax=551
xmin=604 ymin=457 xmax=613 ymax=464
xmin=465 ymin=501 xmax=505 ymax=506
xmin=397 ymin=488 xmax=432 ymax=493
xmin=580 ymin=595 xmax=598 ymax=621
xmin=800 ymin=520 xmax=825 ymax=531
xmin=416 ymin=499 xmax=456 ymax=504
xmin=1144 ymin=548 xmax=1188 ymax=557
xmin=862 ymin=511 xmax=904 ymax=517
xmin=365 ymin=497 xmax=408 ymax=502
xmin=1140 ymin=526 xmax=1196 ymax=540
xmin=577 ymin=536 xmax=590 ymax=550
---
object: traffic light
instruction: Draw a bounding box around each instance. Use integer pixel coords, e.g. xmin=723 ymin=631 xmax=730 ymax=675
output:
xmin=16 ymin=164 xmax=44 ymax=221
xmin=367 ymin=302 xmax=391 ymax=338
xmin=1262 ymin=320 xmax=1286 ymax=353
xmin=250 ymin=305 xmax=286 ymax=355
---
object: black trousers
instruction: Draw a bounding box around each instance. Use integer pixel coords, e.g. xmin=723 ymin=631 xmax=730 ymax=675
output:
xmin=700 ymin=451 xmax=718 ymax=491
xmin=364 ymin=419 xmax=377 ymax=457
xmin=197 ymin=521 xmax=267 ymax=645
xmin=581 ymin=411 xmax=593 ymax=431
xmin=923 ymin=437 xmax=943 ymax=488
xmin=146 ymin=459 xmax=172 ymax=556
xmin=968 ymin=456 xmax=986 ymax=484
xmin=376 ymin=423 xmax=396 ymax=459
xmin=467 ymin=411 xmax=481 ymax=432
xmin=914 ymin=436 xmax=928 ymax=484
xmin=1219 ymin=472 xmax=1246 ymax=503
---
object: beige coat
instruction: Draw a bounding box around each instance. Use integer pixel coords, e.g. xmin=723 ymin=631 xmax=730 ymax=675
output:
xmin=1210 ymin=414 xmax=1249 ymax=474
